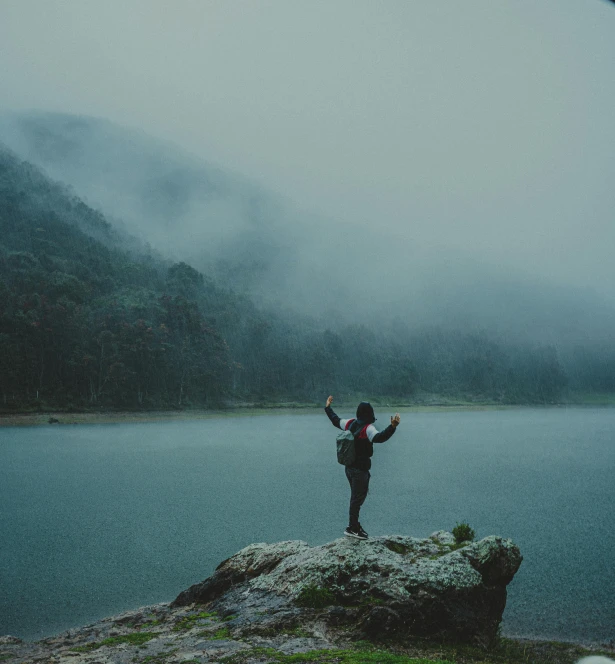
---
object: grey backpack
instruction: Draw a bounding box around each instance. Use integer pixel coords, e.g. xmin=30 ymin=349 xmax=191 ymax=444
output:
xmin=336 ymin=422 xmax=366 ymax=466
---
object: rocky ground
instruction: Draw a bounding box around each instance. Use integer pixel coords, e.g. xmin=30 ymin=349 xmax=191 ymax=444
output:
xmin=1 ymin=532 xmax=613 ymax=664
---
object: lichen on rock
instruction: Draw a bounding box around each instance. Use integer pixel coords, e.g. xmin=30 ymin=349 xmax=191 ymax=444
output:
xmin=173 ymin=531 xmax=522 ymax=647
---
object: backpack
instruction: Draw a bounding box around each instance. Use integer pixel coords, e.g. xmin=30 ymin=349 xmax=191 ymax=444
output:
xmin=336 ymin=421 xmax=367 ymax=466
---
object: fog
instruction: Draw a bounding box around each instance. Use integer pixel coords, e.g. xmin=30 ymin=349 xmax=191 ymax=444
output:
xmin=1 ymin=0 xmax=615 ymax=344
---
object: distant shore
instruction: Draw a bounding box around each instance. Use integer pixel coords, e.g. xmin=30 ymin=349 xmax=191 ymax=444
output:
xmin=1 ymin=397 xmax=613 ymax=427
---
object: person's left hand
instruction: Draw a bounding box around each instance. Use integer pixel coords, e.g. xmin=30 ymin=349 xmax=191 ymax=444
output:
xmin=326 ymin=395 xmax=333 ymax=408
xmin=391 ymin=413 xmax=401 ymax=428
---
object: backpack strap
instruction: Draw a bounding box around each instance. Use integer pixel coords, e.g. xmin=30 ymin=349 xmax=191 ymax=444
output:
xmin=346 ymin=419 xmax=369 ymax=438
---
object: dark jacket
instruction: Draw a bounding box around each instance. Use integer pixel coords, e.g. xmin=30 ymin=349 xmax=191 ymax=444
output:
xmin=325 ymin=403 xmax=396 ymax=471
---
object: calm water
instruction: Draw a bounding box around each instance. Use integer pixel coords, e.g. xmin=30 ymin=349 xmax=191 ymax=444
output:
xmin=1 ymin=409 xmax=614 ymax=643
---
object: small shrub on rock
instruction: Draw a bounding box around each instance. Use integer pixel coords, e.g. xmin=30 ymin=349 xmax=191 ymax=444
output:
xmin=452 ymin=522 xmax=475 ymax=544
xmin=295 ymin=583 xmax=335 ymax=609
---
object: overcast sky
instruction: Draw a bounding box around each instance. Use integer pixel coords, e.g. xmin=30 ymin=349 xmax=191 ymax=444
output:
xmin=1 ymin=0 xmax=614 ymax=297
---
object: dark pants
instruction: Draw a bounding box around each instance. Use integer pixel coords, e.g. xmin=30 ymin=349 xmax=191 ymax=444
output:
xmin=345 ymin=466 xmax=370 ymax=528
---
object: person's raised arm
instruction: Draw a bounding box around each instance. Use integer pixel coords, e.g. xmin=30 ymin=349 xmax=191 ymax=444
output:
xmin=324 ymin=395 xmax=343 ymax=429
xmin=370 ymin=413 xmax=401 ymax=443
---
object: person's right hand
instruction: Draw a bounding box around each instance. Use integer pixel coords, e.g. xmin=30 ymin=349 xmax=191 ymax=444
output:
xmin=391 ymin=413 xmax=401 ymax=428
xmin=326 ymin=395 xmax=334 ymax=408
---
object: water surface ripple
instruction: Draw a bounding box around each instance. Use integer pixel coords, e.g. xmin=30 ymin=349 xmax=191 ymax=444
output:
xmin=1 ymin=408 xmax=613 ymax=642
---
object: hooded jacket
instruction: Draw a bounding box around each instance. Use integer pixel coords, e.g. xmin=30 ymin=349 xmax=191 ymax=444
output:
xmin=325 ymin=401 xmax=396 ymax=471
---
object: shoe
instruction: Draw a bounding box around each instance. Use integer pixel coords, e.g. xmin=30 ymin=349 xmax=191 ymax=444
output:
xmin=344 ymin=525 xmax=368 ymax=540
xmin=357 ymin=524 xmax=369 ymax=539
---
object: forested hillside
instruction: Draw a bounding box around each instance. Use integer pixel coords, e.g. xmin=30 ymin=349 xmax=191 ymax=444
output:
xmin=6 ymin=111 xmax=614 ymax=348
xmin=0 ymin=145 xmax=594 ymax=411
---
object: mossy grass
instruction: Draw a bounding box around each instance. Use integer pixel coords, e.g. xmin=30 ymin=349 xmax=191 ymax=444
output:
xmin=71 ymin=631 xmax=156 ymax=652
xmin=248 ymin=625 xmax=313 ymax=638
xmin=358 ymin=595 xmax=386 ymax=608
xmin=384 ymin=541 xmax=411 ymax=555
xmin=220 ymin=645 xmax=454 ymax=663
xmin=131 ymin=651 xmax=178 ymax=664
xmin=284 ymin=626 xmax=313 ymax=638
xmin=199 ymin=626 xmax=232 ymax=640
xmin=134 ymin=619 xmax=162 ymax=629
xmin=295 ymin=584 xmax=335 ymax=609
xmin=172 ymin=610 xmax=217 ymax=631
xmin=429 ymin=535 xmax=470 ymax=556
xmin=222 ymin=634 xmax=614 ymax=664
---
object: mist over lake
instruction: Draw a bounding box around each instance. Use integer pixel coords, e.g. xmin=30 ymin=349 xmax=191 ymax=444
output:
xmin=1 ymin=409 xmax=613 ymax=644
xmin=2 ymin=2 xmax=615 ymax=658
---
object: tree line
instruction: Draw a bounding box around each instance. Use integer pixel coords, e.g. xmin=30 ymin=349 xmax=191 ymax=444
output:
xmin=0 ymin=148 xmax=599 ymax=411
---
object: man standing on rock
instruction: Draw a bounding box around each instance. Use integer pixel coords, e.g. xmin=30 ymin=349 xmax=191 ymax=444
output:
xmin=325 ymin=396 xmax=400 ymax=540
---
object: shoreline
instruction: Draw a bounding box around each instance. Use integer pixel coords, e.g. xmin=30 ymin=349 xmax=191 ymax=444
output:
xmin=2 ymin=600 xmax=613 ymax=664
xmin=6 ymin=618 xmax=613 ymax=650
xmin=6 ymin=609 xmax=613 ymax=651
xmin=1 ymin=400 xmax=612 ymax=427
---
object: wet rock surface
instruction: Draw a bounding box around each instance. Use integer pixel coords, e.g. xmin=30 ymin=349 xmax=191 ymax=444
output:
xmin=1 ymin=532 xmax=522 ymax=663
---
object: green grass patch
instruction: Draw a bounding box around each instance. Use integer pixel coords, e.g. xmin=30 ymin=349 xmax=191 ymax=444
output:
xmin=428 ymin=537 xmax=469 ymax=556
xmin=132 ymin=651 xmax=178 ymax=664
xmin=0 ymin=655 xmax=16 ymax=661
xmin=358 ymin=595 xmax=386 ymax=608
xmin=295 ymin=584 xmax=335 ymax=609
xmin=135 ymin=619 xmax=162 ymax=629
xmin=224 ymin=639 xmax=615 ymax=664
xmin=172 ymin=610 xmax=218 ymax=631
xmin=221 ymin=646 xmax=454 ymax=663
xmin=222 ymin=636 xmax=615 ymax=664
xmin=199 ymin=626 xmax=232 ymax=640
xmin=220 ymin=647 xmax=279 ymax=663
xmin=282 ymin=626 xmax=312 ymax=638
xmin=247 ymin=624 xmax=311 ymax=638
xmin=384 ymin=541 xmax=410 ymax=555
xmin=71 ymin=631 xmax=156 ymax=651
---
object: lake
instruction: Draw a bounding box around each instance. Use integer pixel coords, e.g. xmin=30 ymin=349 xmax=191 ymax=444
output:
xmin=1 ymin=408 xmax=614 ymax=643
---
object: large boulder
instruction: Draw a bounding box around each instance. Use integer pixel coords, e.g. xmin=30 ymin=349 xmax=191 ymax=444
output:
xmin=173 ymin=532 xmax=522 ymax=647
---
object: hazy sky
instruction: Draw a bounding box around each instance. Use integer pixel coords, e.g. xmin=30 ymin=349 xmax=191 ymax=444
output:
xmin=1 ymin=0 xmax=614 ymax=296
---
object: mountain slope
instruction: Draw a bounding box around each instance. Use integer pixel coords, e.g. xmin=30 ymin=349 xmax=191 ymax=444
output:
xmin=2 ymin=110 xmax=615 ymax=350
xmin=2 ymin=143 xmax=584 ymax=409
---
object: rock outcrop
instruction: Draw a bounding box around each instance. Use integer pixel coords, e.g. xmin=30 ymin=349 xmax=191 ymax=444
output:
xmin=0 ymin=532 xmax=523 ymax=663
xmin=174 ymin=532 xmax=522 ymax=647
